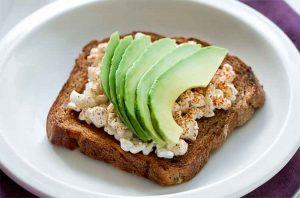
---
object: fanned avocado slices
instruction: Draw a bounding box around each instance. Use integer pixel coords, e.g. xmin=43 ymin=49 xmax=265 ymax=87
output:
xmin=115 ymin=35 xmax=151 ymax=141
xmin=124 ymin=38 xmax=176 ymax=145
xmin=148 ymin=46 xmax=228 ymax=145
xmin=100 ymin=32 xmax=120 ymax=100
xmin=109 ymin=35 xmax=133 ymax=123
xmin=135 ymin=44 xmax=201 ymax=145
xmin=100 ymin=32 xmax=228 ymax=145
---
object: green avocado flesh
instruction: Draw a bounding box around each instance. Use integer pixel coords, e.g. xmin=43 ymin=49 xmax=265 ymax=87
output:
xmin=115 ymin=35 xmax=151 ymax=141
xmin=124 ymin=38 xmax=176 ymax=145
xmin=149 ymin=46 xmax=228 ymax=145
xmin=109 ymin=36 xmax=133 ymax=122
xmin=135 ymin=44 xmax=201 ymax=145
xmin=100 ymin=32 xmax=228 ymax=145
xmin=100 ymin=32 xmax=120 ymax=100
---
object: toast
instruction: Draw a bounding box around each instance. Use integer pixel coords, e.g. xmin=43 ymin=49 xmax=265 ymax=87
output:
xmin=47 ymin=32 xmax=265 ymax=185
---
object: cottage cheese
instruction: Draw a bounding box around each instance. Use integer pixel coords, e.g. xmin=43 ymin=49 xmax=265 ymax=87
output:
xmin=67 ymin=34 xmax=238 ymax=159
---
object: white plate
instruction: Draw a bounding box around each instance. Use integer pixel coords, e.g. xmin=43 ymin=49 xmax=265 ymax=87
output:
xmin=0 ymin=0 xmax=299 ymax=197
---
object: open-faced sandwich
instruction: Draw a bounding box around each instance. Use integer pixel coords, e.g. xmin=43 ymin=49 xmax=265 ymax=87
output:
xmin=47 ymin=31 xmax=265 ymax=185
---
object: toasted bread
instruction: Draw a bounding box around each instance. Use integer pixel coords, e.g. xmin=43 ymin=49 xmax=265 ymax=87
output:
xmin=46 ymin=32 xmax=265 ymax=185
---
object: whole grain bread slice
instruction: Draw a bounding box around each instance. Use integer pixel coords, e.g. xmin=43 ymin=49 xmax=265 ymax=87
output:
xmin=46 ymin=32 xmax=265 ymax=185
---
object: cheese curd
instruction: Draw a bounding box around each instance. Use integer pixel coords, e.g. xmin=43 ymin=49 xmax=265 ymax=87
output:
xmin=67 ymin=38 xmax=238 ymax=159
xmin=87 ymin=43 xmax=108 ymax=63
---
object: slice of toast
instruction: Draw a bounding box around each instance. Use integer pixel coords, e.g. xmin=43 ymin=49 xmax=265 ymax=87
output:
xmin=47 ymin=32 xmax=265 ymax=185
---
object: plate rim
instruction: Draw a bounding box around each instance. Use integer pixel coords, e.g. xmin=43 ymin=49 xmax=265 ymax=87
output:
xmin=0 ymin=0 xmax=299 ymax=197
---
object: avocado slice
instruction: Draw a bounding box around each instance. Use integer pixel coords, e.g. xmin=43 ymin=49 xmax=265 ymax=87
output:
xmin=149 ymin=46 xmax=228 ymax=145
xmin=124 ymin=38 xmax=176 ymax=145
xmin=109 ymin=35 xmax=133 ymax=123
xmin=100 ymin=32 xmax=120 ymax=100
xmin=115 ymin=35 xmax=151 ymax=141
xmin=135 ymin=44 xmax=201 ymax=145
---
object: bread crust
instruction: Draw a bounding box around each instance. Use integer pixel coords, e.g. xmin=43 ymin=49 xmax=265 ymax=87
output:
xmin=46 ymin=32 xmax=265 ymax=185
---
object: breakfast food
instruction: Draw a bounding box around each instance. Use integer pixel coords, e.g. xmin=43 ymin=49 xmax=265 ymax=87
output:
xmin=47 ymin=31 xmax=265 ymax=185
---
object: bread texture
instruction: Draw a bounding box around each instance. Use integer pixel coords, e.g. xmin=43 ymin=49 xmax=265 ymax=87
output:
xmin=46 ymin=32 xmax=265 ymax=185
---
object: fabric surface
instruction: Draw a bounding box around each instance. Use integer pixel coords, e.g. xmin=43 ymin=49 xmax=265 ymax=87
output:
xmin=242 ymin=0 xmax=300 ymax=50
xmin=0 ymin=0 xmax=299 ymax=197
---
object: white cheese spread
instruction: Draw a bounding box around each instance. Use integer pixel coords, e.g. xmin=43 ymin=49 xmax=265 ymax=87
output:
xmin=67 ymin=34 xmax=238 ymax=159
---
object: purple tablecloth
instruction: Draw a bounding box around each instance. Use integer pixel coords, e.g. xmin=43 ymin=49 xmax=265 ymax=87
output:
xmin=0 ymin=0 xmax=299 ymax=197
